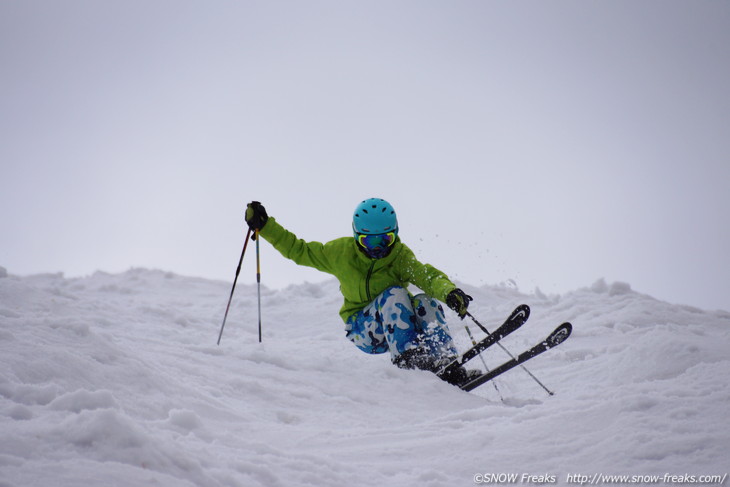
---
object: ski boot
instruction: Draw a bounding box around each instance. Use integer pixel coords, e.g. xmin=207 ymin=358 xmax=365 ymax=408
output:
xmin=395 ymin=349 xmax=480 ymax=387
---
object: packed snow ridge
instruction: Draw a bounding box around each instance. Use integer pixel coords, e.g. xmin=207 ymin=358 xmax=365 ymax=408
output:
xmin=1 ymin=268 xmax=728 ymax=487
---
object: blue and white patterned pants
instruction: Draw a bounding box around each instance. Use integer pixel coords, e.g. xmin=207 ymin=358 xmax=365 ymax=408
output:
xmin=345 ymin=286 xmax=458 ymax=362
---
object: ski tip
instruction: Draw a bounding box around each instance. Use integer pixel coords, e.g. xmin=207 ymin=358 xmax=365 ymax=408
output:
xmin=546 ymin=322 xmax=572 ymax=347
xmin=513 ymin=304 xmax=530 ymax=323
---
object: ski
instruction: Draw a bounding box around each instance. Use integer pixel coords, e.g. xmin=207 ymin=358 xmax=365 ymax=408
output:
xmin=460 ymin=322 xmax=572 ymax=392
xmin=437 ymin=304 xmax=530 ymax=379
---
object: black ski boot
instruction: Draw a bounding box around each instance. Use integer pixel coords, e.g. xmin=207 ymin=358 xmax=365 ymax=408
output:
xmin=438 ymin=364 xmax=481 ymax=386
xmin=393 ymin=348 xmax=436 ymax=371
xmin=395 ymin=350 xmax=480 ymax=387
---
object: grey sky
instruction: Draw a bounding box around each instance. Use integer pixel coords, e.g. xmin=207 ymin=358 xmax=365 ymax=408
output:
xmin=1 ymin=1 xmax=729 ymax=311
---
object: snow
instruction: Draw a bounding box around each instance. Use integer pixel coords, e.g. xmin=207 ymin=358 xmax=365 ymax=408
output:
xmin=1 ymin=268 xmax=729 ymax=486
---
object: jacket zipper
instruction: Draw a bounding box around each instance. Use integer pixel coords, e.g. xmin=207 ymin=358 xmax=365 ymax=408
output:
xmin=365 ymin=260 xmax=376 ymax=302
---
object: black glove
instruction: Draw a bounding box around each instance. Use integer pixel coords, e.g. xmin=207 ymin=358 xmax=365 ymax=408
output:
xmin=245 ymin=201 xmax=268 ymax=232
xmin=446 ymin=288 xmax=473 ymax=319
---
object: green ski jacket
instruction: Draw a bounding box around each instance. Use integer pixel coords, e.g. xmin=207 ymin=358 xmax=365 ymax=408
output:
xmin=259 ymin=217 xmax=458 ymax=322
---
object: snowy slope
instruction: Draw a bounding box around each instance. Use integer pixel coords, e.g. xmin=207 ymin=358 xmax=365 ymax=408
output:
xmin=1 ymin=268 xmax=728 ymax=487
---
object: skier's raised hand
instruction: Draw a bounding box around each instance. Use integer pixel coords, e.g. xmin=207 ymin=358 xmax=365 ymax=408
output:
xmin=245 ymin=201 xmax=269 ymax=231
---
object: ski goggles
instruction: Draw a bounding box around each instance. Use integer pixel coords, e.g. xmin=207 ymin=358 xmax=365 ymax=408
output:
xmin=356 ymin=231 xmax=397 ymax=250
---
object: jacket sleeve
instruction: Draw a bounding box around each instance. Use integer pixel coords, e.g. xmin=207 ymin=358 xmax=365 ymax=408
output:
xmin=258 ymin=217 xmax=334 ymax=274
xmin=397 ymin=244 xmax=457 ymax=303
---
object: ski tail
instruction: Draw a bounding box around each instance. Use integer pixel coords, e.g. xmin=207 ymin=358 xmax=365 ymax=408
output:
xmin=461 ymin=322 xmax=572 ymax=392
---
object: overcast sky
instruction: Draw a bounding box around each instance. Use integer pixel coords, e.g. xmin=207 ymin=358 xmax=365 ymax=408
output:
xmin=2 ymin=1 xmax=729 ymax=311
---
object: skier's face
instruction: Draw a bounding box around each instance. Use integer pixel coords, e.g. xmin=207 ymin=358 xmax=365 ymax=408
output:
xmin=355 ymin=232 xmax=396 ymax=259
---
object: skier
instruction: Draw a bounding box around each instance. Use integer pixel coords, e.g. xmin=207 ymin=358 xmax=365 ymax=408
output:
xmin=245 ymin=198 xmax=477 ymax=385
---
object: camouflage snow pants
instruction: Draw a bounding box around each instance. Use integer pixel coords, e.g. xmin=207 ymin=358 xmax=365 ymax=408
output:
xmin=345 ymin=286 xmax=458 ymax=363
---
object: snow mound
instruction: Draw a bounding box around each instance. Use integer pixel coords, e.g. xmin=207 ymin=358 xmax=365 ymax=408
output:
xmin=1 ymin=269 xmax=728 ymax=486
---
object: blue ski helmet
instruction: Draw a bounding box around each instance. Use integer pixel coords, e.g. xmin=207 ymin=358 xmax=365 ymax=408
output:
xmin=352 ymin=198 xmax=398 ymax=235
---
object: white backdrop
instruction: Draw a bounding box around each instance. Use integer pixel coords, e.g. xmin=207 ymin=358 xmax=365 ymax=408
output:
xmin=1 ymin=1 xmax=728 ymax=310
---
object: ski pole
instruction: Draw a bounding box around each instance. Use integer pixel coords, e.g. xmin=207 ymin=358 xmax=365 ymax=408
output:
xmin=464 ymin=325 xmax=503 ymax=401
xmin=255 ymin=229 xmax=262 ymax=343
xmin=465 ymin=311 xmax=554 ymax=396
xmin=217 ymin=227 xmax=253 ymax=345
